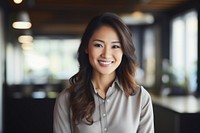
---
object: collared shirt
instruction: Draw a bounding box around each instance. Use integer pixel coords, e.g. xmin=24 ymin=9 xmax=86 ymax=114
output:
xmin=53 ymin=79 xmax=154 ymax=133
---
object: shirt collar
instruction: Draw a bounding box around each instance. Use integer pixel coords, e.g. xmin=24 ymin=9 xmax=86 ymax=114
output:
xmin=113 ymin=77 xmax=124 ymax=91
xmin=91 ymin=77 xmax=124 ymax=94
xmin=93 ymin=86 xmax=98 ymax=94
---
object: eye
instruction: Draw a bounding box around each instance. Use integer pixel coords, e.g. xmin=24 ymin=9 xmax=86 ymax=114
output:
xmin=112 ymin=45 xmax=121 ymax=49
xmin=94 ymin=44 xmax=103 ymax=47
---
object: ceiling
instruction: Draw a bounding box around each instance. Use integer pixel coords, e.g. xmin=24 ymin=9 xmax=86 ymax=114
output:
xmin=3 ymin=0 xmax=189 ymax=37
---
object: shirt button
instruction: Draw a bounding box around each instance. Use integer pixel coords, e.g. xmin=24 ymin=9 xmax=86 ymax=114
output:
xmin=104 ymin=128 xmax=108 ymax=132
xmin=102 ymin=100 xmax=105 ymax=103
xmin=103 ymin=113 xmax=106 ymax=117
xmin=106 ymin=99 xmax=110 ymax=102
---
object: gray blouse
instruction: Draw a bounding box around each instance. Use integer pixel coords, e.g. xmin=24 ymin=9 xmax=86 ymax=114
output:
xmin=53 ymin=79 xmax=154 ymax=133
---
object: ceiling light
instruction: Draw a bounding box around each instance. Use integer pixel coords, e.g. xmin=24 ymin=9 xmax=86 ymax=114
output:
xmin=13 ymin=0 xmax=23 ymax=4
xmin=132 ymin=11 xmax=144 ymax=18
xmin=12 ymin=11 xmax=32 ymax=29
xmin=18 ymin=35 xmax=33 ymax=44
xmin=21 ymin=43 xmax=33 ymax=51
xmin=121 ymin=11 xmax=154 ymax=25
xmin=12 ymin=22 xmax=32 ymax=29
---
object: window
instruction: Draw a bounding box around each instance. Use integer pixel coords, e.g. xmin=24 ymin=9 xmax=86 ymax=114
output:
xmin=6 ymin=38 xmax=80 ymax=84
xmin=170 ymin=10 xmax=198 ymax=93
xmin=143 ymin=27 xmax=156 ymax=87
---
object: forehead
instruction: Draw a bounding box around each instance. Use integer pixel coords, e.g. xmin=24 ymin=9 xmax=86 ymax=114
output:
xmin=91 ymin=25 xmax=119 ymax=39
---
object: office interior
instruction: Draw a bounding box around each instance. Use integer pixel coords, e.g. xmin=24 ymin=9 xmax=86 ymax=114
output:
xmin=0 ymin=0 xmax=200 ymax=133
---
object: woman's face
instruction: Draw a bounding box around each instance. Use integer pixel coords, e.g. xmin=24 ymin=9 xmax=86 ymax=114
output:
xmin=86 ymin=25 xmax=123 ymax=76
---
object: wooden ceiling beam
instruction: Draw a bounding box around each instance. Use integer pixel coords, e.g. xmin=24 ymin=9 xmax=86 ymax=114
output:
xmin=4 ymin=0 xmax=189 ymax=36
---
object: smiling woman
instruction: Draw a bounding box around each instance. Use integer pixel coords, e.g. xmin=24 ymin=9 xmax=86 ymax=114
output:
xmin=53 ymin=12 xmax=154 ymax=133
xmin=87 ymin=25 xmax=123 ymax=80
xmin=87 ymin=25 xmax=123 ymax=98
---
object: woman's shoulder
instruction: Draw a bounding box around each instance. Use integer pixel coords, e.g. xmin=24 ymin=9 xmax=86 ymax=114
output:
xmin=135 ymin=85 xmax=152 ymax=101
xmin=140 ymin=86 xmax=151 ymax=96
xmin=139 ymin=86 xmax=153 ymax=107
xmin=54 ymin=88 xmax=71 ymax=121
xmin=135 ymin=85 xmax=150 ymax=94
xmin=55 ymin=88 xmax=71 ymax=106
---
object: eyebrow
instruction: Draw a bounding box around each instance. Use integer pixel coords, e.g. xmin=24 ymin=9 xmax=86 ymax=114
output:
xmin=92 ymin=39 xmax=120 ymax=43
xmin=93 ymin=39 xmax=104 ymax=43
xmin=112 ymin=41 xmax=120 ymax=44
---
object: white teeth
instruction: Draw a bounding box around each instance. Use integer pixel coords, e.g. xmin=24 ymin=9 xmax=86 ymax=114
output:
xmin=99 ymin=61 xmax=112 ymax=65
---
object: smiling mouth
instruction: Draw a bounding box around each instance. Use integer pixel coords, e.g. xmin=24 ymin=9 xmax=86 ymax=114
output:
xmin=98 ymin=61 xmax=114 ymax=65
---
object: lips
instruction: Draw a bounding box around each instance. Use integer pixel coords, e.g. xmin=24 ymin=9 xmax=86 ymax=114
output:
xmin=98 ymin=60 xmax=113 ymax=65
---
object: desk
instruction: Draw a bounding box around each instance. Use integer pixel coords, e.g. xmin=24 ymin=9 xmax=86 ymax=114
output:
xmin=152 ymin=95 xmax=200 ymax=133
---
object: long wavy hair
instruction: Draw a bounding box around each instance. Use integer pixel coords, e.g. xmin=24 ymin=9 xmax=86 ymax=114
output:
xmin=68 ymin=12 xmax=138 ymax=125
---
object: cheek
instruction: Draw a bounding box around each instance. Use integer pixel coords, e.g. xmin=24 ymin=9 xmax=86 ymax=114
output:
xmin=88 ymin=49 xmax=97 ymax=59
xmin=88 ymin=48 xmax=99 ymax=64
xmin=118 ymin=54 xmax=123 ymax=63
xmin=115 ymin=51 xmax=123 ymax=60
xmin=88 ymin=47 xmax=102 ymax=58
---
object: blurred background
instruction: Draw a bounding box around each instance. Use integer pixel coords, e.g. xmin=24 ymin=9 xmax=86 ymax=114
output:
xmin=0 ymin=0 xmax=199 ymax=133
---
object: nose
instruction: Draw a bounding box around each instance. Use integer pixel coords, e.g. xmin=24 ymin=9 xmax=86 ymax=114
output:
xmin=101 ymin=46 xmax=111 ymax=58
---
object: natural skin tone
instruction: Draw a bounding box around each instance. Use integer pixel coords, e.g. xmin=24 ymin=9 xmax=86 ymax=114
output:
xmin=85 ymin=25 xmax=123 ymax=99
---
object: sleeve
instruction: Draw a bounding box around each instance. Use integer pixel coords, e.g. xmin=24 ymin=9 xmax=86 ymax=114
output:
xmin=53 ymin=91 xmax=72 ymax=133
xmin=137 ymin=86 xmax=154 ymax=133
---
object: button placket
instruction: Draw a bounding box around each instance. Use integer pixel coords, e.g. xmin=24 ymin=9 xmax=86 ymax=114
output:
xmin=103 ymin=113 xmax=106 ymax=117
xmin=99 ymin=97 xmax=108 ymax=133
xmin=106 ymin=99 xmax=110 ymax=103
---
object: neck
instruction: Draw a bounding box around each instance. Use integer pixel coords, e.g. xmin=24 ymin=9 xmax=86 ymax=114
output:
xmin=91 ymin=72 xmax=116 ymax=93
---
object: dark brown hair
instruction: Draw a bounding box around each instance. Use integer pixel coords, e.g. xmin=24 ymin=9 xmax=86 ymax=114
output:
xmin=68 ymin=12 xmax=138 ymax=125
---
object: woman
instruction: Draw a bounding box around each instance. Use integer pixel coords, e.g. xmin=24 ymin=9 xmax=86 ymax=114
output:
xmin=53 ymin=12 xmax=154 ymax=133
